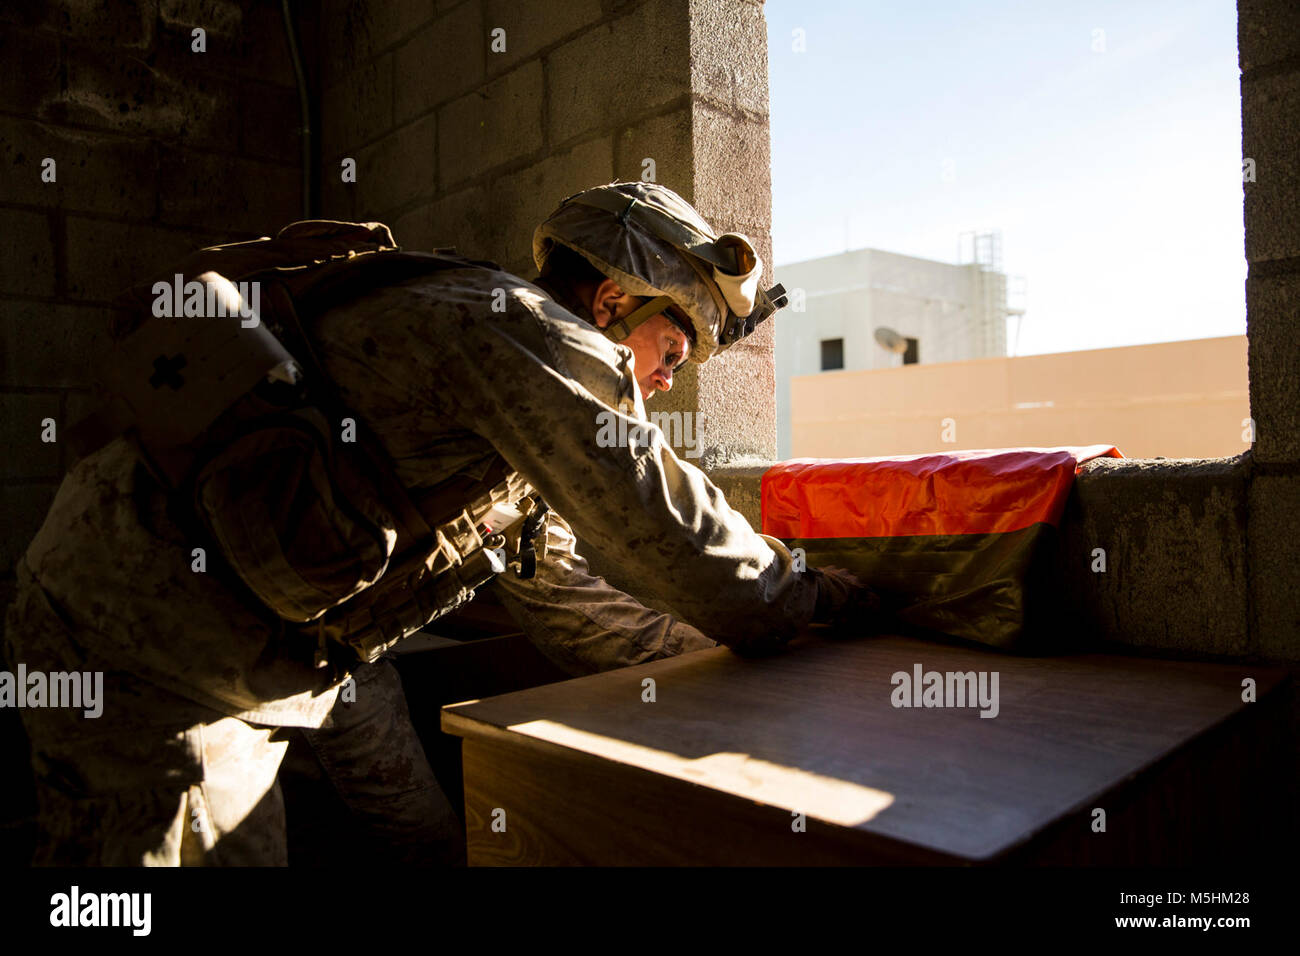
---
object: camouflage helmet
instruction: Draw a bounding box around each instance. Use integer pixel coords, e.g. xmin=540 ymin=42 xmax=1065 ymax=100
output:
xmin=532 ymin=181 xmax=788 ymax=363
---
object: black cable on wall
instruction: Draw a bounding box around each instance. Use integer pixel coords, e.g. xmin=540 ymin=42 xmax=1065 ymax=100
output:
xmin=281 ymin=0 xmax=313 ymax=220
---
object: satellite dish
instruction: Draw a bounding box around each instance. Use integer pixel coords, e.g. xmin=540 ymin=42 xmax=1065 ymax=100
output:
xmin=874 ymin=326 xmax=907 ymax=354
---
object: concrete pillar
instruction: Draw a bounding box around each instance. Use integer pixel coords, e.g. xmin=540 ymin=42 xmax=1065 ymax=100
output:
xmin=1238 ymin=0 xmax=1300 ymax=818
xmin=1239 ymin=0 xmax=1300 ymax=665
xmin=660 ymin=0 xmax=778 ymax=465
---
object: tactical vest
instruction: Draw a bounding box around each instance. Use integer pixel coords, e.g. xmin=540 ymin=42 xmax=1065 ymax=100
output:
xmin=68 ymin=220 xmax=548 ymax=678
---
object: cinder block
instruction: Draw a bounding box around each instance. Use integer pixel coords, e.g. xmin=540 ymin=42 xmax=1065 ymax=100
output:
xmin=483 ymin=0 xmax=603 ymax=75
xmin=1242 ymin=68 xmax=1300 ymax=264
xmin=545 ymin=0 xmax=690 ymax=147
xmin=319 ymin=0 xmax=370 ymax=73
xmin=428 ymin=183 xmax=490 ymax=257
xmin=321 ymin=54 xmax=394 ymax=154
xmin=3 ymin=0 xmax=156 ymax=50
xmin=0 ymin=30 xmax=60 ymax=118
xmin=331 ymin=0 xmax=438 ymax=63
xmin=1246 ymin=271 xmax=1300 ymax=464
xmin=0 ymin=482 xmax=59 ymax=575
xmin=0 ymin=209 xmax=56 ymax=298
xmin=158 ymin=151 xmax=300 ymax=236
xmin=53 ymin=44 xmax=239 ymax=149
xmin=319 ymin=154 xmax=359 ymax=223
xmin=0 ymin=394 xmax=63 ymax=481
xmin=238 ymin=80 xmax=302 ymax=164
xmin=64 ymin=217 xmax=211 ymax=303
xmin=1056 ymin=457 xmax=1251 ymax=657
xmin=690 ymin=0 xmax=769 ymax=116
xmin=151 ymin=3 xmax=296 ymax=89
xmin=1238 ymin=0 xmax=1300 ymax=73
xmin=390 ymin=200 xmax=437 ymax=252
xmin=702 ymin=462 xmax=767 ymax=529
xmin=639 ymin=353 xmax=772 ymax=466
xmin=149 ymin=25 xmax=241 ymax=95
xmin=0 ymin=302 xmax=112 ymax=389
xmin=486 ymin=135 xmax=613 ymax=270
xmin=691 ymin=105 xmax=772 ymax=232
xmin=614 ymin=109 xmax=692 ymax=187
xmin=356 ymin=113 xmax=437 ymax=220
xmin=159 ymin=0 xmax=243 ymax=35
xmin=389 ymin=183 xmax=488 ymax=256
xmin=438 ymin=60 xmax=544 ymax=189
xmin=234 ymin=0 xmax=306 ymax=87
xmin=1249 ymin=474 xmax=1300 ymax=663
xmin=394 ymin=1 xmax=485 ymax=124
xmin=695 ymin=343 xmax=777 ymax=462
xmin=0 ymin=118 xmax=158 ymax=219
xmin=377 ymin=0 xmax=441 ymax=51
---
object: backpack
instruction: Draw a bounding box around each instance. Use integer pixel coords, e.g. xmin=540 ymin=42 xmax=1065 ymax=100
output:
xmin=68 ymin=220 xmax=547 ymax=676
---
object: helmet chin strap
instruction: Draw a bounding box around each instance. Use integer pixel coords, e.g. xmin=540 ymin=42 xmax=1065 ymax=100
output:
xmin=601 ymin=294 xmax=674 ymax=343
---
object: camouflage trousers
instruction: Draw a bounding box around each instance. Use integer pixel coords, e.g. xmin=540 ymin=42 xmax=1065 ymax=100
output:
xmin=293 ymin=659 xmax=465 ymax=866
xmin=5 ymin=560 xmax=463 ymax=866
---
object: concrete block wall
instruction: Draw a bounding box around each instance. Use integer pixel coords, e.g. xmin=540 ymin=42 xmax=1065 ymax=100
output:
xmin=1238 ymin=0 xmax=1300 ymax=805
xmin=315 ymin=0 xmax=777 ymax=463
xmin=680 ymin=0 xmax=777 ymax=463
xmin=1055 ymin=457 xmax=1252 ymax=656
xmin=1239 ymin=0 xmax=1300 ymax=668
xmin=316 ymin=0 xmax=673 ymax=274
xmin=0 ymin=0 xmax=312 ymax=861
xmin=0 ymin=0 xmax=311 ymax=604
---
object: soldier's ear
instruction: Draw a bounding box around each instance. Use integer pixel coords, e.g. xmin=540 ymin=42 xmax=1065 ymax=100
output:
xmin=590 ymin=278 xmax=629 ymax=329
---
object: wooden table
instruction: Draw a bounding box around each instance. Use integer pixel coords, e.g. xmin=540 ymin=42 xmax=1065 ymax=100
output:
xmin=441 ymin=633 xmax=1288 ymax=865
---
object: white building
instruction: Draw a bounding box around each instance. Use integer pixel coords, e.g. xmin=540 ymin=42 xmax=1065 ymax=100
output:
xmin=774 ymin=239 xmax=1015 ymax=458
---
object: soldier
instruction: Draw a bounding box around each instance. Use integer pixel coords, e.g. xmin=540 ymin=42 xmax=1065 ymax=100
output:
xmin=4 ymin=182 xmax=876 ymax=865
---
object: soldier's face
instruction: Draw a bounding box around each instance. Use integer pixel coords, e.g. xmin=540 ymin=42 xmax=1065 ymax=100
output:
xmin=590 ymin=281 xmax=692 ymax=400
xmin=621 ymin=313 xmax=690 ymax=401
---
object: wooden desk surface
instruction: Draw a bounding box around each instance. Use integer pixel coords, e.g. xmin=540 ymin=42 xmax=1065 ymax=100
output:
xmin=442 ymin=634 xmax=1284 ymax=863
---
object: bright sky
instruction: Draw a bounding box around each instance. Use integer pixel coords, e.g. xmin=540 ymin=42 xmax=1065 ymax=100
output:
xmin=766 ymin=0 xmax=1246 ymax=356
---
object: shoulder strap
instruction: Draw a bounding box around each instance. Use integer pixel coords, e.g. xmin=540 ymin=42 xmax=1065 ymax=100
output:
xmin=67 ymin=230 xmax=501 ymax=465
xmin=262 ymin=278 xmax=436 ymax=551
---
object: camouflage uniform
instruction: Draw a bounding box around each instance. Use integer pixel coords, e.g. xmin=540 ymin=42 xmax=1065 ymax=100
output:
xmin=492 ymin=510 xmax=718 ymax=676
xmin=307 ymin=268 xmax=816 ymax=656
xmin=5 ymin=260 xmax=818 ymax=865
xmin=4 ymin=560 xmax=292 ymax=866
xmin=296 ymin=656 xmax=465 ymax=866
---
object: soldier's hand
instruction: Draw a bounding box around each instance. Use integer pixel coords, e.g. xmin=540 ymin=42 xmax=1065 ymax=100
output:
xmin=726 ymin=566 xmax=899 ymax=658
xmin=809 ymin=565 xmax=894 ymax=636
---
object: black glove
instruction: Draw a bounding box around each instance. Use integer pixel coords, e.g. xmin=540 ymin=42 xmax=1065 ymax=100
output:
xmin=727 ymin=566 xmax=896 ymax=659
xmin=809 ymin=565 xmax=893 ymax=635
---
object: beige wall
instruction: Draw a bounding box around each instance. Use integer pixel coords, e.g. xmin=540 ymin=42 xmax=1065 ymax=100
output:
xmin=774 ymin=248 xmax=1009 ymax=457
xmin=791 ymin=335 xmax=1250 ymax=460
